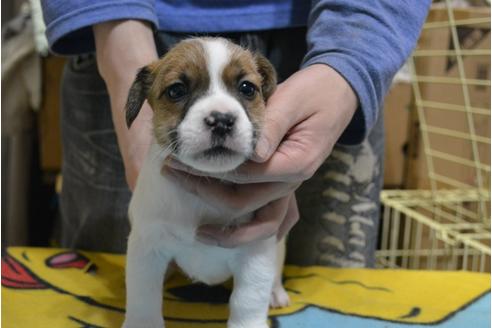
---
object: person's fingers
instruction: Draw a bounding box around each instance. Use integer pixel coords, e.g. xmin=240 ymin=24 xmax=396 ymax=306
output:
xmin=277 ymin=193 xmax=300 ymax=240
xmin=251 ymin=80 xmax=306 ymax=163
xmin=236 ymin=136 xmax=316 ymax=183
xmin=195 ymin=196 xmax=290 ymax=248
xmin=164 ymin=168 xmax=295 ymax=213
xmin=165 ymin=133 xmax=316 ymax=185
xmin=251 ymin=112 xmax=293 ymax=163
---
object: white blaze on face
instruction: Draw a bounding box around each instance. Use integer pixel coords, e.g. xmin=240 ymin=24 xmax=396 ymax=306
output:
xmin=176 ymin=38 xmax=254 ymax=173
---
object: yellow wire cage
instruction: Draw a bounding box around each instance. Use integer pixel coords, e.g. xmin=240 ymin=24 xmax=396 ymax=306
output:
xmin=376 ymin=1 xmax=491 ymax=272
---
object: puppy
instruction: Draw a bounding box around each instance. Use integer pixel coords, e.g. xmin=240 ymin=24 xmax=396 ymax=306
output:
xmin=123 ymin=37 xmax=289 ymax=328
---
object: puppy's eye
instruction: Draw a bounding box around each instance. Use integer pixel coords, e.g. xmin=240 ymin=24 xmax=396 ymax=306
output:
xmin=166 ymin=83 xmax=188 ymax=101
xmin=238 ymin=81 xmax=257 ymax=99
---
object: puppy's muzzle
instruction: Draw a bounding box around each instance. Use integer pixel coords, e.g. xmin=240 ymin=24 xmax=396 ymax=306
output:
xmin=204 ymin=111 xmax=237 ymax=138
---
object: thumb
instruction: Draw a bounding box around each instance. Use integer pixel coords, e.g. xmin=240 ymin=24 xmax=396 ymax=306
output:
xmin=252 ymin=108 xmax=292 ymax=163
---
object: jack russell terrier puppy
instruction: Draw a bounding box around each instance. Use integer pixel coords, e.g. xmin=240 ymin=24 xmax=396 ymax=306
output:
xmin=123 ymin=37 xmax=290 ymax=328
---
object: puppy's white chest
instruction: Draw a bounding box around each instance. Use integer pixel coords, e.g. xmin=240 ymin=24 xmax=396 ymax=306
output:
xmin=173 ymin=244 xmax=237 ymax=285
xmin=129 ymin=146 xmax=241 ymax=285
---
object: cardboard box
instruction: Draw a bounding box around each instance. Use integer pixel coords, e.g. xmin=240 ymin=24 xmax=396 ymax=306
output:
xmin=383 ymin=82 xmax=412 ymax=188
xmin=39 ymin=56 xmax=65 ymax=172
xmin=404 ymin=7 xmax=490 ymax=190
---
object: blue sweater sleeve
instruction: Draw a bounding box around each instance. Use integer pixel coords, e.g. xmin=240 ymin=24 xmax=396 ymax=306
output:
xmin=41 ymin=0 xmax=158 ymax=55
xmin=303 ymin=0 xmax=431 ymax=144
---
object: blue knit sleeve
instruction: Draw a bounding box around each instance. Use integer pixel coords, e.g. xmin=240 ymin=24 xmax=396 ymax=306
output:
xmin=41 ymin=0 xmax=158 ymax=55
xmin=302 ymin=0 xmax=431 ymax=144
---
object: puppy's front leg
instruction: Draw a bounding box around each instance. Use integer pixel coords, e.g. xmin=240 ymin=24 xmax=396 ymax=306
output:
xmin=228 ymin=238 xmax=276 ymax=328
xmin=123 ymin=232 xmax=169 ymax=328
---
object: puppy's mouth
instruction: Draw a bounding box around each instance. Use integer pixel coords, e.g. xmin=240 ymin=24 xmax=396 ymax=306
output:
xmin=200 ymin=146 xmax=238 ymax=159
xmin=181 ymin=142 xmax=247 ymax=173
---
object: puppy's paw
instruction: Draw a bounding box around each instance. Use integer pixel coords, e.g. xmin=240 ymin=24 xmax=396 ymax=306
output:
xmin=228 ymin=322 xmax=268 ymax=328
xmin=269 ymin=285 xmax=290 ymax=309
xmin=122 ymin=316 xmax=164 ymax=328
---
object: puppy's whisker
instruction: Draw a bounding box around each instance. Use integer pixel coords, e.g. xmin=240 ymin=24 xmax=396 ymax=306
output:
xmin=149 ymin=140 xmax=179 ymax=165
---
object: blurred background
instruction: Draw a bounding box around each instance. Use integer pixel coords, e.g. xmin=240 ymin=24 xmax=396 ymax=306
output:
xmin=2 ymin=0 xmax=491 ymax=272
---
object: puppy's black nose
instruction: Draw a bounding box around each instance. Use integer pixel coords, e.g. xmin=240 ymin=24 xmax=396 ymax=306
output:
xmin=204 ymin=111 xmax=236 ymax=136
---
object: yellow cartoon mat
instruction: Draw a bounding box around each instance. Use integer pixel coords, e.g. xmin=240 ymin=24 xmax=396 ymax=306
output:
xmin=2 ymin=247 xmax=490 ymax=328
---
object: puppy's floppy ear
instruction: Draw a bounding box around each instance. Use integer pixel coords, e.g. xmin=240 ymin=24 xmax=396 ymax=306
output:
xmin=254 ymin=53 xmax=277 ymax=101
xmin=125 ymin=66 xmax=153 ymax=128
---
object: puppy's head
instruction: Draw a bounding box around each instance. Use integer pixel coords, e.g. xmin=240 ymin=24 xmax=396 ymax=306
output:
xmin=126 ymin=37 xmax=276 ymax=173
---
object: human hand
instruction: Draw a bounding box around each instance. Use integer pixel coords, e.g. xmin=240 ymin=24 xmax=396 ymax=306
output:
xmin=166 ymin=64 xmax=358 ymax=246
xmin=165 ymin=166 xmax=300 ymax=247
xmin=93 ymin=20 xmax=158 ymax=190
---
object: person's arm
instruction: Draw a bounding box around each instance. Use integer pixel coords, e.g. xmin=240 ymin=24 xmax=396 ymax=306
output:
xmin=41 ymin=0 xmax=158 ymax=55
xmin=167 ymin=1 xmax=432 ymax=247
xmin=41 ymin=1 xmax=160 ymax=189
xmin=93 ymin=20 xmax=158 ymax=189
xmin=302 ymin=0 xmax=432 ymax=145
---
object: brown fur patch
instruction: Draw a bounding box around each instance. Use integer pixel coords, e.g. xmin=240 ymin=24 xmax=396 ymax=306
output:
xmin=146 ymin=39 xmax=210 ymax=148
xmin=222 ymin=44 xmax=277 ymax=137
xmin=253 ymin=52 xmax=277 ymax=101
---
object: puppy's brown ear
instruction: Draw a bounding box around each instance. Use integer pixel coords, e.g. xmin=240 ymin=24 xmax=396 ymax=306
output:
xmin=254 ymin=53 xmax=277 ymax=101
xmin=125 ymin=66 xmax=153 ymax=128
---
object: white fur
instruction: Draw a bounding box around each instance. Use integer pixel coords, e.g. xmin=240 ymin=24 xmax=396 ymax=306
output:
xmin=123 ymin=39 xmax=288 ymax=328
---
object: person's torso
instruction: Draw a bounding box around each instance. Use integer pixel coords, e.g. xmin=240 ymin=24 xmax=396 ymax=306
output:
xmin=156 ymin=0 xmax=310 ymax=33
